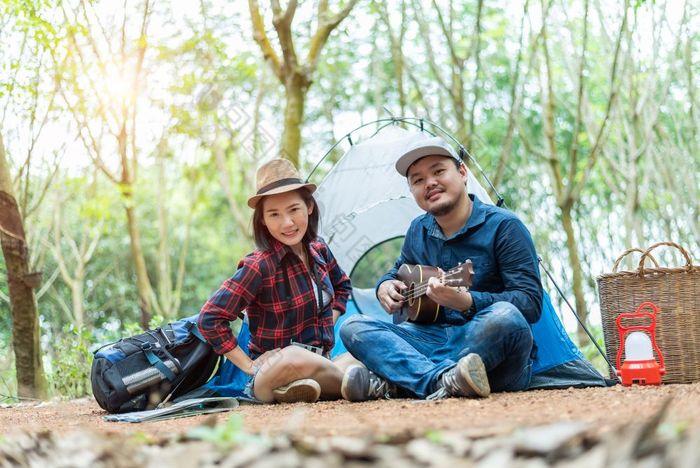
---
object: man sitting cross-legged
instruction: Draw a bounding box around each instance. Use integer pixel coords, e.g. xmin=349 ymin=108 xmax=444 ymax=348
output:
xmin=339 ymin=137 xmax=543 ymax=401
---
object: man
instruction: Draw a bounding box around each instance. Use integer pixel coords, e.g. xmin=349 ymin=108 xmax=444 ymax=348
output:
xmin=339 ymin=136 xmax=543 ymax=401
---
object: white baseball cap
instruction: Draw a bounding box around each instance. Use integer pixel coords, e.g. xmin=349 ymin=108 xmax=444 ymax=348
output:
xmin=395 ymin=137 xmax=462 ymax=176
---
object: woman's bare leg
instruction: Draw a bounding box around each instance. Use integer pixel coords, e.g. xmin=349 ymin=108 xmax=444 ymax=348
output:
xmin=332 ymin=352 xmax=364 ymax=373
xmin=253 ymin=346 xmax=344 ymax=402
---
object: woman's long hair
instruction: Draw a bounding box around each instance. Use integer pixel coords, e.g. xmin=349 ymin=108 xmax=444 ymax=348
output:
xmin=252 ymin=188 xmax=320 ymax=251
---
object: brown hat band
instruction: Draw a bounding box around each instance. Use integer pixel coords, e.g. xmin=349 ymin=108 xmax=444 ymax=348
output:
xmin=256 ymin=177 xmax=304 ymax=195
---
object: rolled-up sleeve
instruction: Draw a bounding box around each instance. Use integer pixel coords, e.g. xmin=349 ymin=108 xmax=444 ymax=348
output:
xmin=198 ymin=255 xmax=263 ymax=354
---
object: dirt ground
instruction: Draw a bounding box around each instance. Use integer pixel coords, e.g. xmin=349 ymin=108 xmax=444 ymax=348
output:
xmin=1 ymin=383 xmax=699 ymax=440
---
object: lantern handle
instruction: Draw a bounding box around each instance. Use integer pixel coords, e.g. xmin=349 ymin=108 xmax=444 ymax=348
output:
xmin=634 ymin=301 xmax=659 ymax=315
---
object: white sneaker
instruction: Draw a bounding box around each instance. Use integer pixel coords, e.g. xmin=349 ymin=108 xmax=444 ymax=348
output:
xmin=272 ymin=378 xmax=321 ymax=403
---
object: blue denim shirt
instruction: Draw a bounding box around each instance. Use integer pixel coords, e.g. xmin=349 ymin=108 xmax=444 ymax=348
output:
xmin=377 ymin=195 xmax=543 ymax=325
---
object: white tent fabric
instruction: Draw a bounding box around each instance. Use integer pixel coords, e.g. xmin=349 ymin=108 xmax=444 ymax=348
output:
xmin=315 ymin=126 xmax=492 ymax=276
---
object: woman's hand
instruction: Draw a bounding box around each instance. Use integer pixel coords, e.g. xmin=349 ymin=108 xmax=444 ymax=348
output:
xmin=225 ymin=346 xmax=282 ymax=376
xmin=253 ymin=348 xmax=283 ymax=375
xmin=224 ymin=346 xmax=255 ymax=376
xmin=332 ymin=309 xmax=341 ymax=325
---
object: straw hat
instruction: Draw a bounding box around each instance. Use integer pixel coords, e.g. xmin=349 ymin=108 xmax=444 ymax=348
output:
xmin=247 ymin=159 xmax=317 ymax=208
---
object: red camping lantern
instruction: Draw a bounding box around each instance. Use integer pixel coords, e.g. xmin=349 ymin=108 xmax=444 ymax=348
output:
xmin=615 ymin=302 xmax=665 ymax=385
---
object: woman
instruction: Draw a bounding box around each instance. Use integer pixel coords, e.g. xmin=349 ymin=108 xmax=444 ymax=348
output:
xmin=198 ymin=158 xmax=354 ymax=403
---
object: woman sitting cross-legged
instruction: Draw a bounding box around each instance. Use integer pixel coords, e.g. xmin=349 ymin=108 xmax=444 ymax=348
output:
xmin=198 ymin=158 xmax=354 ymax=403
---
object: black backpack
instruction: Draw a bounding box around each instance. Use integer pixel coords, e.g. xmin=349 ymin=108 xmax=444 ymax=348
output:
xmin=90 ymin=317 xmax=222 ymax=414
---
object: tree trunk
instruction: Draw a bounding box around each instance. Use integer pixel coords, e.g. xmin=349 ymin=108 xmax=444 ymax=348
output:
xmin=623 ymin=161 xmax=641 ymax=249
xmin=249 ymin=0 xmax=358 ymax=166
xmin=119 ymin=114 xmax=157 ymax=327
xmin=452 ymin=76 xmax=467 ymax=147
xmin=280 ymin=76 xmax=306 ymax=166
xmin=124 ymin=203 xmax=154 ymax=328
xmin=156 ymin=151 xmax=172 ymax=318
xmin=466 ymin=0 xmax=484 ymax=146
xmin=72 ymin=266 xmax=85 ymax=328
xmin=560 ymin=202 xmax=588 ymax=345
xmin=0 ymin=134 xmax=48 ymax=399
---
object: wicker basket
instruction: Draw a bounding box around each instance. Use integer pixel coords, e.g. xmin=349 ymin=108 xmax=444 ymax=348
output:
xmin=597 ymin=242 xmax=700 ymax=384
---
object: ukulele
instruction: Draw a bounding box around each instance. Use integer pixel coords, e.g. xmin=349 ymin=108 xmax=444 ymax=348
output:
xmin=393 ymin=260 xmax=474 ymax=324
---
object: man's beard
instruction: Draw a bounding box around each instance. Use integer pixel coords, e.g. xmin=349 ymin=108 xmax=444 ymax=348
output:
xmin=428 ymin=198 xmax=459 ymax=217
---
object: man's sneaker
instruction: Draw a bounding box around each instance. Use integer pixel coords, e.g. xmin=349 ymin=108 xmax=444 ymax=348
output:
xmin=272 ymin=378 xmax=321 ymax=403
xmin=341 ymin=365 xmax=396 ymax=402
xmin=427 ymin=353 xmax=490 ymax=400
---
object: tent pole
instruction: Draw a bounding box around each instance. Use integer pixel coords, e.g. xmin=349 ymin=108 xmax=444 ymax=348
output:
xmin=538 ymin=257 xmax=619 ymax=379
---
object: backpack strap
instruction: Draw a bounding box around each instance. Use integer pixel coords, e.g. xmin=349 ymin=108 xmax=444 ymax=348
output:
xmin=186 ymin=321 xmax=206 ymax=342
xmin=141 ymin=342 xmax=177 ymax=382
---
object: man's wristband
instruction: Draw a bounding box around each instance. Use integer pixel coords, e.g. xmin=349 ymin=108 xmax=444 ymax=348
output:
xmin=461 ymin=302 xmax=477 ymax=320
xmin=458 ymin=287 xmax=477 ymax=320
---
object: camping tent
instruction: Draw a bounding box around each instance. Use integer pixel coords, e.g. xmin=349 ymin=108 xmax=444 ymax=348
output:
xmin=205 ymin=122 xmax=613 ymax=397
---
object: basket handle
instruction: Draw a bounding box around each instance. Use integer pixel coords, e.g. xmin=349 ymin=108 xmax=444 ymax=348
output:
xmin=612 ymin=247 xmax=659 ymax=273
xmin=638 ymin=241 xmax=694 ymax=276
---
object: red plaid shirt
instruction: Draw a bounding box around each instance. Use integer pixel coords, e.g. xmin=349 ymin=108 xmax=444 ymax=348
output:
xmin=198 ymin=238 xmax=351 ymax=356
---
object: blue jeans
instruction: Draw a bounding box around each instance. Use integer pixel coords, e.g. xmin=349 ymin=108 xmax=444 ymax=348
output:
xmin=340 ymin=301 xmax=534 ymax=398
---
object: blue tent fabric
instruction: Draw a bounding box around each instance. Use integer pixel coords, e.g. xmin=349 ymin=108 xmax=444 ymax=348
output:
xmin=202 ymin=319 xmax=252 ymax=398
xmin=329 ymin=300 xmax=356 ymax=358
xmin=530 ymin=292 xmax=582 ymax=374
xmin=527 ymin=293 xmax=616 ymax=389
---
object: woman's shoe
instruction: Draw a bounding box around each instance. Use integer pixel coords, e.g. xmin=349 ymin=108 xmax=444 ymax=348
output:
xmin=272 ymin=378 xmax=321 ymax=403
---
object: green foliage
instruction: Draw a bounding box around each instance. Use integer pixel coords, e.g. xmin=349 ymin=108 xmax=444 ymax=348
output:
xmin=148 ymin=314 xmax=167 ymax=330
xmin=657 ymin=421 xmax=687 ymax=440
xmin=129 ymin=431 xmax=159 ymax=446
xmin=350 ymin=238 xmax=404 ymax=289
xmin=1 ymin=0 xmax=698 ymax=399
xmin=0 ymin=361 xmax=17 ymax=402
xmin=187 ymin=415 xmax=265 ymax=451
xmin=634 ymin=0 xmax=656 ymax=9
xmin=49 ymin=325 xmax=94 ymax=399
xmin=424 ymin=430 xmax=444 ymax=444
xmin=576 ymin=324 xmax=610 ymax=376
xmin=0 ymin=262 xmax=10 ymax=332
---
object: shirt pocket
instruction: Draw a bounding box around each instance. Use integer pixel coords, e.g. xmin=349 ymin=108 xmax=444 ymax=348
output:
xmin=465 ymin=255 xmax=495 ymax=287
